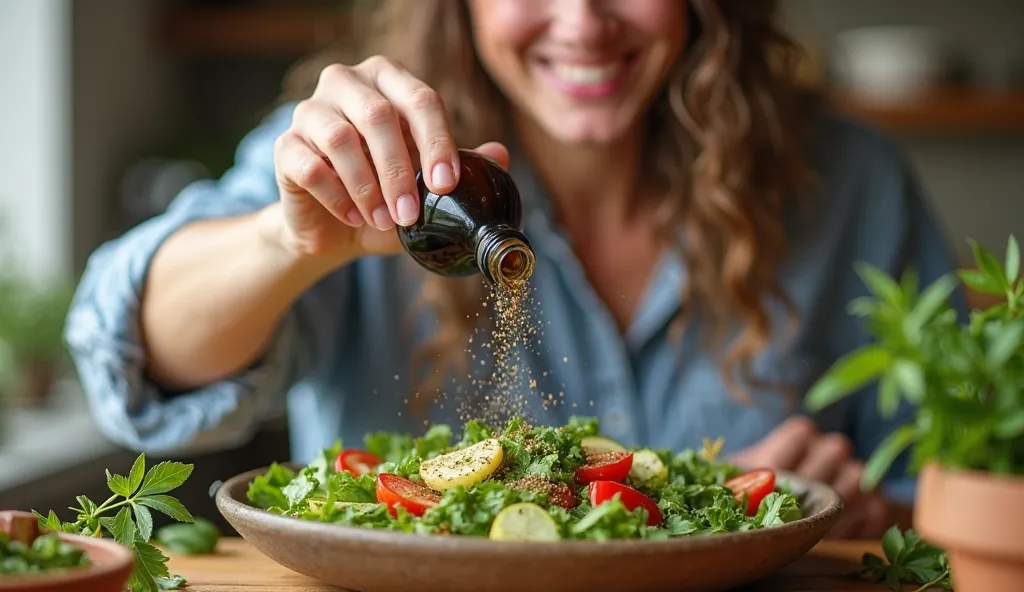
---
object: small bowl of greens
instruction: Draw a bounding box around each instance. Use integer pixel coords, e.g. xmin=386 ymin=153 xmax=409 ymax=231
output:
xmin=0 ymin=511 xmax=134 ymax=592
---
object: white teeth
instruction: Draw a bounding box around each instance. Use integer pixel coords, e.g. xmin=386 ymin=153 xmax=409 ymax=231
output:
xmin=549 ymin=62 xmax=622 ymax=85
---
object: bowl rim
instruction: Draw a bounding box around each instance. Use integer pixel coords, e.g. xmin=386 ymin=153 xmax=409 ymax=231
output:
xmin=216 ymin=464 xmax=843 ymax=556
xmin=0 ymin=532 xmax=135 ymax=588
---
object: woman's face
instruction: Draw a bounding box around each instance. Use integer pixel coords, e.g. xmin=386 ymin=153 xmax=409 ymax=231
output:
xmin=467 ymin=0 xmax=688 ymax=146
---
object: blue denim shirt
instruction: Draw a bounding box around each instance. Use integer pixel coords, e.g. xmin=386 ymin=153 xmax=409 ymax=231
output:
xmin=65 ymin=103 xmax=966 ymax=503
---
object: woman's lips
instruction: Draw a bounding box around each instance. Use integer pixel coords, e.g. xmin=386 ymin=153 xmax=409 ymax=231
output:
xmin=535 ymin=56 xmax=636 ymax=100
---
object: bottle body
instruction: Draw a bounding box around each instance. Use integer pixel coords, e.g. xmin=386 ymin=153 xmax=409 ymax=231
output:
xmin=397 ymin=149 xmax=535 ymax=286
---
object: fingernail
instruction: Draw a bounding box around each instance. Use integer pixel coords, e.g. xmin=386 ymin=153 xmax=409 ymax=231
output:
xmin=431 ymin=163 xmax=455 ymax=189
xmin=372 ymin=205 xmax=394 ymax=230
xmin=396 ymin=194 xmax=419 ymax=225
xmin=345 ymin=209 xmax=364 ymax=227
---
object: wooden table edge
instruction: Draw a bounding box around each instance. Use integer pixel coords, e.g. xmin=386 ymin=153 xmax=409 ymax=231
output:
xmin=165 ymin=537 xmax=890 ymax=591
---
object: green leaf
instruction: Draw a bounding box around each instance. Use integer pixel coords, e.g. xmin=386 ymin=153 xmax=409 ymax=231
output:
xmin=74 ymin=495 xmax=97 ymax=516
xmin=128 ymin=454 xmax=147 ymax=494
xmin=137 ymin=495 xmax=195 ymax=523
xmin=805 ymin=346 xmax=891 ymax=412
xmin=130 ymin=569 xmax=160 ymax=592
xmin=856 ymin=263 xmax=904 ymax=306
xmin=155 ymin=518 xmax=220 ymax=555
xmin=969 ymin=238 xmax=1008 ymax=291
xmin=1007 ymin=236 xmax=1020 ymax=284
xmin=881 ymin=524 xmax=906 ymax=563
xmin=958 ymin=269 xmax=1004 ymax=295
xmin=885 ymin=569 xmax=902 ymax=591
xmin=108 ymin=506 xmax=136 ymax=546
xmin=133 ymin=504 xmax=154 ymax=542
xmin=986 ymin=321 xmax=1024 ymax=370
xmin=994 ymin=409 xmax=1024 ymax=440
xmin=137 ymin=462 xmax=194 ymax=497
xmin=131 ymin=541 xmax=171 ymax=592
xmin=905 ymin=275 xmax=957 ymax=334
xmin=863 ymin=425 xmax=919 ymax=490
xmin=877 ymin=373 xmax=901 ymax=418
xmin=33 ymin=509 xmax=64 ymax=533
xmin=891 ymin=359 xmax=925 ymax=405
xmin=107 ymin=474 xmax=134 ymax=498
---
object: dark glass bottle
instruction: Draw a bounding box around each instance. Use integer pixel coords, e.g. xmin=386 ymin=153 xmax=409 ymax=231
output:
xmin=397 ymin=149 xmax=535 ymax=287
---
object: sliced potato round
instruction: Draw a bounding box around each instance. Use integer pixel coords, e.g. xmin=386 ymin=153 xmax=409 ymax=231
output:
xmin=489 ymin=503 xmax=561 ymax=542
xmin=581 ymin=435 xmax=626 ymax=454
xmin=629 ymin=449 xmax=668 ymax=484
xmin=419 ymin=438 xmax=504 ymax=491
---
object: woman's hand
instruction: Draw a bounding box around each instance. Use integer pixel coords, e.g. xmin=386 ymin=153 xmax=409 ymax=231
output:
xmin=729 ymin=416 xmax=909 ymax=539
xmin=270 ymin=55 xmax=509 ymax=263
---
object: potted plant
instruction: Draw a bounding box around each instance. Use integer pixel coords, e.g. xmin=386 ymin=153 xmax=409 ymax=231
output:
xmin=0 ymin=213 xmax=76 ymax=409
xmin=805 ymin=236 xmax=1024 ymax=592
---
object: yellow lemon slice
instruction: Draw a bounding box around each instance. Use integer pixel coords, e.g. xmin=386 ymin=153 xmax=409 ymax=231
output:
xmin=419 ymin=438 xmax=503 ymax=491
xmin=489 ymin=503 xmax=561 ymax=542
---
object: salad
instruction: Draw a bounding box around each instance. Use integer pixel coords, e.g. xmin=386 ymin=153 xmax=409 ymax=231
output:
xmin=246 ymin=417 xmax=803 ymax=541
xmin=0 ymin=511 xmax=90 ymax=575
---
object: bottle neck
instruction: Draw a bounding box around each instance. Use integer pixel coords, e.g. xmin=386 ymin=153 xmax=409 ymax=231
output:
xmin=475 ymin=224 xmax=536 ymax=287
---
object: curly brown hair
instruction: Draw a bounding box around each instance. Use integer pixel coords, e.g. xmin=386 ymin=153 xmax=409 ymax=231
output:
xmin=284 ymin=0 xmax=822 ymax=403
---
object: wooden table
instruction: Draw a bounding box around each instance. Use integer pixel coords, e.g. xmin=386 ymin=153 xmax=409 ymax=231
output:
xmin=166 ymin=537 xmax=896 ymax=591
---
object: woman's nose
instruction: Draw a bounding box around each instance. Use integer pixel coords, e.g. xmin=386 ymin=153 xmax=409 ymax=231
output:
xmin=547 ymin=0 xmax=617 ymax=45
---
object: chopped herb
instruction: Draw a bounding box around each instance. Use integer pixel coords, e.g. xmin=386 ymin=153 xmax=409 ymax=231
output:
xmin=854 ymin=525 xmax=952 ymax=591
xmin=0 ymin=532 xmax=90 ymax=574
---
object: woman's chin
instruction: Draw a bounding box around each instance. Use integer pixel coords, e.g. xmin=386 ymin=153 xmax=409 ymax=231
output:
xmin=537 ymin=116 xmax=634 ymax=147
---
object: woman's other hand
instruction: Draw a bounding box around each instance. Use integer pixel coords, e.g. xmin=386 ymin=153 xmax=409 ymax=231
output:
xmin=729 ymin=416 xmax=910 ymax=539
xmin=270 ymin=55 xmax=509 ymax=263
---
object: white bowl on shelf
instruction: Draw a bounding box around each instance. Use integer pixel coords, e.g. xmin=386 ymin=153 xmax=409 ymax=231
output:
xmin=832 ymin=26 xmax=946 ymax=105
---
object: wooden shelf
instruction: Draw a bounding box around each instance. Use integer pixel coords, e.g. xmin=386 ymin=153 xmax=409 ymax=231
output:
xmin=160 ymin=8 xmax=351 ymax=58
xmin=158 ymin=10 xmax=1024 ymax=136
xmin=834 ymin=88 xmax=1024 ymax=133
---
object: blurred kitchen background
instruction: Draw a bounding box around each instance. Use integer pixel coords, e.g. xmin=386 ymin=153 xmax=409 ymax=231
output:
xmin=0 ymin=0 xmax=1022 ymax=533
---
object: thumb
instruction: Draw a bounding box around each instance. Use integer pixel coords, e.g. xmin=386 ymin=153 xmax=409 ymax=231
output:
xmin=472 ymin=142 xmax=510 ymax=170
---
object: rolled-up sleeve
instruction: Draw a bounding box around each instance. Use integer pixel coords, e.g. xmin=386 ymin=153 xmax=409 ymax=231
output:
xmin=65 ymin=103 xmax=327 ymax=455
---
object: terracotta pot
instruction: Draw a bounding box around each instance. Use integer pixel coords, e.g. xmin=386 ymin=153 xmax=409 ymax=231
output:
xmin=914 ymin=462 xmax=1024 ymax=592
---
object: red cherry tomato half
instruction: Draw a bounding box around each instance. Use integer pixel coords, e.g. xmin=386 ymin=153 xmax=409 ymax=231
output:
xmin=724 ymin=469 xmax=776 ymax=516
xmin=375 ymin=473 xmax=441 ymax=517
xmin=574 ymin=451 xmax=633 ymax=484
xmin=335 ymin=449 xmax=382 ymax=476
xmin=588 ymin=481 xmax=662 ymax=526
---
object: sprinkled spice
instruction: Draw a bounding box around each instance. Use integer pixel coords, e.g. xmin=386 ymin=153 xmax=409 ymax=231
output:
xmin=456 ymin=279 xmax=549 ymax=426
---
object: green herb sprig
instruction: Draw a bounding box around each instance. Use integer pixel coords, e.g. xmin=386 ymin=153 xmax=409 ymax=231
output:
xmin=806 ymin=235 xmax=1024 ymax=488
xmin=32 ymin=453 xmax=196 ymax=592
xmin=855 ymin=525 xmax=951 ymax=591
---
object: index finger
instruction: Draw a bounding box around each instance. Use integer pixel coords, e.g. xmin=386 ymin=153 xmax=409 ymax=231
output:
xmin=371 ymin=61 xmax=461 ymax=195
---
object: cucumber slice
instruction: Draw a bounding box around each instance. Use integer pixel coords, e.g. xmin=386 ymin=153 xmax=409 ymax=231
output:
xmin=629 ymin=449 xmax=668 ymax=484
xmin=580 ymin=435 xmax=626 ymax=453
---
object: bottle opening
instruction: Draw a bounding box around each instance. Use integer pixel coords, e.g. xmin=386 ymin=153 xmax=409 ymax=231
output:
xmin=486 ymin=238 xmax=536 ymax=287
xmin=497 ymin=247 xmax=534 ymax=284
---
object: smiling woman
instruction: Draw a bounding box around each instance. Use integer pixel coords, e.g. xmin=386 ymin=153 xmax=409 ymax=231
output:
xmin=66 ymin=0 xmax=966 ymax=544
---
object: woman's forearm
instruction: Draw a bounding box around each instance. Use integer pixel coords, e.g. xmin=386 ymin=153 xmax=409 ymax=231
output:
xmin=140 ymin=203 xmax=345 ymax=391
